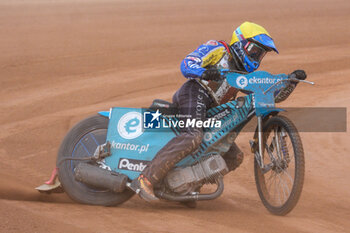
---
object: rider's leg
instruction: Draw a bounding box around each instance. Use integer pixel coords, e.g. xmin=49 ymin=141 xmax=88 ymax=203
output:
xmin=133 ymin=80 xmax=213 ymax=201
xmin=222 ymin=142 xmax=244 ymax=172
xmin=142 ymin=128 xmax=203 ymax=185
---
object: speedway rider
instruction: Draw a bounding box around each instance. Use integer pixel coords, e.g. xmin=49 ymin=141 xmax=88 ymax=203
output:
xmin=131 ymin=22 xmax=306 ymax=201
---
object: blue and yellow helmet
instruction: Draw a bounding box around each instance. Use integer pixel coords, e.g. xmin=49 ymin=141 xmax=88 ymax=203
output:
xmin=230 ymin=22 xmax=278 ymax=72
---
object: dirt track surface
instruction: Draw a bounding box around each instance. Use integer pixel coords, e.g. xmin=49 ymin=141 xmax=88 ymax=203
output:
xmin=0 ymin=0 xmax=349 ymax=232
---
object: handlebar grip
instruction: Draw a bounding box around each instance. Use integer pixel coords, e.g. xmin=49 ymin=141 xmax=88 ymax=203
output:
xmin=290 ymin=70 xmax=307 ymax=80
xmin=289 ymin=73 xmax=297 ymax=79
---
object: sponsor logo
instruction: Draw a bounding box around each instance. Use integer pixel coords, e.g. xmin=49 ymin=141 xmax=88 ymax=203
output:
xmin=110 ymin=141 xmax=149 ymax=154
xmin=212 ymin=109 xmax=232 ymax=120
xmin=188 ymin=60 xmax=201 ymax=69
xmin=206 ymin=40 xmax=219 ymax=46
xmin=118 ymin=158 xmax=150 ymax=172
xmin=248 ymin=77 xmax=282 ymax=84
xmin=143 ymin=110 xmax=221 ymax=129
xmin=117 ymin=112 xmax=143 ymax=139
xmin=186 ymin=56 xmax=202 ymax=63
xmin=198 ymin=46 xmax=209 ymax=54
xmin=203 ymin=132 xmax=213 ymax=142
xmin=236 ymin=76 xmax=248 ymax=89
xmin=235 ymin=76 xmax=282 ymax=89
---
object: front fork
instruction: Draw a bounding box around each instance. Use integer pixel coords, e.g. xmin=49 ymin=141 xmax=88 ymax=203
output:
xmin=254 ymin=116 xmax=265 ymax=170
xmin=257 ymin=116 xmax=264 ymax=168
xmin=250 ymin=116 xmax=274 ymax=174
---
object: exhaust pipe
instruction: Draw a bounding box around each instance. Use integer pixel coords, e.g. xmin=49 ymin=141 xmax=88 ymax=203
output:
xmin=154 ymin=177 xmax=224 ymax=202
xmin=74 ymin=163 xmax=128 ymax=193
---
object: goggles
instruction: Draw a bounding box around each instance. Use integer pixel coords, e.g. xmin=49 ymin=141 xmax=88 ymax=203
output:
xmin=244 ymin=41 xmax=267 ymax=62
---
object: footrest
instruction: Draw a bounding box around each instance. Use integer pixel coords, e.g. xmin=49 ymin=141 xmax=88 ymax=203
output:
xmin=35 ymin=167 xmax=64 ymax=194
xmin=35 ymin=179 xmax=64 ymax=194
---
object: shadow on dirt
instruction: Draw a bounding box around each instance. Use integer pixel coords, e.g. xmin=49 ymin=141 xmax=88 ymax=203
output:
xmin=0 ymin=188 xmax=72 ymax=204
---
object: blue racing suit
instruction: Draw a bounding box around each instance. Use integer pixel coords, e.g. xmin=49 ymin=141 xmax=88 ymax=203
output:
xmin=181 ymin=40 xmax=236 ymax=79
xmin=180 ymin=40 xmax=243 ymax=104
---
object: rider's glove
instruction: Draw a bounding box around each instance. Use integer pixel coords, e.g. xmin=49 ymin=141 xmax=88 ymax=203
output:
xmin=290 ymin=70 xmax=307 ymax=81
xmin=201 ymin=69 xmax=222 ymax=81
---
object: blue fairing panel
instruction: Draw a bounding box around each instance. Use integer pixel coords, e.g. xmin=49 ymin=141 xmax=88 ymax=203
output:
xmin=261 ymin=108 xmax=285 ymax=117
xmin=225 ymin=71 xmax=289 ymax=116
xmin=104 ymin=107 xmax=177 ymax=180
xmin=98 ymin=111 xmax=110 ymax=118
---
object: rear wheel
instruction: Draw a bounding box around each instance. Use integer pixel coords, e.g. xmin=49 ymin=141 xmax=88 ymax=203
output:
xmin=254 ymin=115 xmax=305 ymax=215
xmin=57 ymin=114 xmax=134 ymax=206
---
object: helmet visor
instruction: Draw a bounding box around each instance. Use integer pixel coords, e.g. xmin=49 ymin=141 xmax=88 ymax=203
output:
xmin=244 ymin=42 xmax=267 ymax=62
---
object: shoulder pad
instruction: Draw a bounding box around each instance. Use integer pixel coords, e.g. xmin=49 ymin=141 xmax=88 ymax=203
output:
xmin=205 ymin=40 xmax=220 ymax=46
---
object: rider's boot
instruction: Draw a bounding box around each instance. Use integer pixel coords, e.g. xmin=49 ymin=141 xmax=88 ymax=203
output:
xmin=130 ymin=174 xmax=159 ymax=202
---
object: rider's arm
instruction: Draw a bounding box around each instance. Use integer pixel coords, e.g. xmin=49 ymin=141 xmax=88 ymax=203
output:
xmin=180 ymin=40 xmax=226 ymax=79
xmin=220 ymin=87 xmax=239 ymax=104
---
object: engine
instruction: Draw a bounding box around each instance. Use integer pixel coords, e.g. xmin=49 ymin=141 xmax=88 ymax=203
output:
xmin=164 ymin=154 xmax=228 ymax=194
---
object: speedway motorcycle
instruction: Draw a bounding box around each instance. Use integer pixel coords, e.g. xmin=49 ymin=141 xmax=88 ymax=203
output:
xmin=36 ymin=70 xmax=314 ymax=216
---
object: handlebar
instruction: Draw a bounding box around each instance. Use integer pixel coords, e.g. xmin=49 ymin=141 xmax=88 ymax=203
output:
xmin=287 ymin=72 xmax=314 ymax=85
xmin=289 ymin=77 xmax=315 ymax=85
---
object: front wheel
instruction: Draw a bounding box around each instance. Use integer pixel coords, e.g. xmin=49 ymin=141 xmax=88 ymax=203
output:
xmin=57 ymin=114 xmax=134 ymax=206
xmin=254 ymin=115 xmax=305 ymax=215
